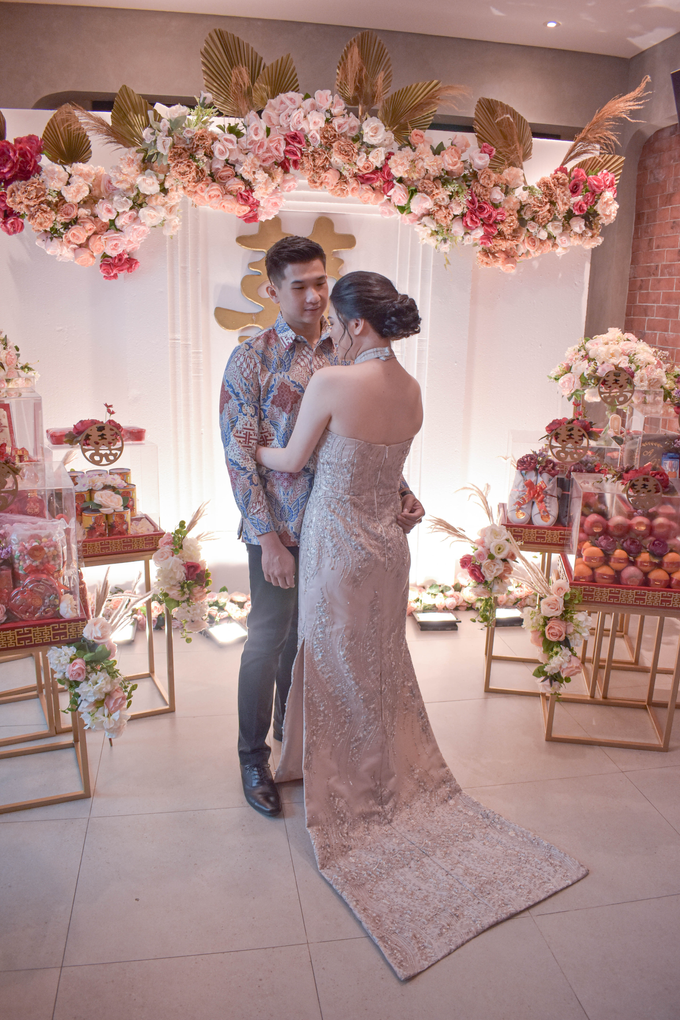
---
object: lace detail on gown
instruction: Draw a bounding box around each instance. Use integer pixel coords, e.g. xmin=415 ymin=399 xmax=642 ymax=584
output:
xmin=276 ymin=429 xmax=587 ymax=980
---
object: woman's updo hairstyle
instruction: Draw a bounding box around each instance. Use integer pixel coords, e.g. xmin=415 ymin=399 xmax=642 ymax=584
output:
xmin=331 ymin=271 xmax=421 ymax=341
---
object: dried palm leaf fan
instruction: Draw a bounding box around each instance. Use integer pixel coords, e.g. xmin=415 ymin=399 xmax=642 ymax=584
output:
xmin=572 ymin=153 xmax=626 ymax=184
xmin=562 ymin=75 xmax=651 ymax=176
xmin=41 ymin=105 xmax=92 ymax=165
xmin=73 ymin=85 xmax=152 ymax=151
xmin=201 ymin=29 xmax=299 ymax=116
xmin=473 ymin=98 xmax=532 ymax=171
xmin=379 ymin=81 xmax=468 ymax=146
xmin=335 ymin=31 xmax=393 ymax=118
xmin=0 ymin=111 xmax=6 ymax=142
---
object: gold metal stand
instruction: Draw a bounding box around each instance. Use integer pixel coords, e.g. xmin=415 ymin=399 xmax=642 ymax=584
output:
xmin=0 ymin=650 xmax=92 ymax=814
xmin=80 ymin=552 xmax=175 ymax=719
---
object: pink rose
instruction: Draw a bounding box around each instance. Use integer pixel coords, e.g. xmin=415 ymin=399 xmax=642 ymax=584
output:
xmin=74 ymin=247 xmax=96 ymax=266
xmin=389 ymin=183 xmax=409 ymax=206
xmin=540 ymin=594 xmax=564 ymax=617
xmin=468 ymin=564 xmax=485 ymax=583
xmin=115 ymin=210 xmax=138 ymax=228
xmin=545 ymin=618 xmax=568 ymax=642
xmin=410 ymin=193 xmax=433 ymax=217
xmin=95 ymin=199 xmax=116 ymax=221
xmin=562 ymin=655 xmax=582 ymax=677
xmin=65 ymin=224 xmax=88 ymax=246
xmin=550 ymin=579 xmax=570 ymax=597
xmin=104 ymin=687 xmax=127 ymax=714
xmin=570 ymin=167 xmax=587 ymax=183
xmin=410 ymin=129 xmax=425 ymax=145
xmin=459 ymin=553 xmax=473 ymax=570
xmin=529 ymin=629 xmax=544 ymax=647
xmin=67 ymin=658 xmax=87 ymax=683
xmin=322 ymin=168 xmax=341 ymax=189
xmin=159 ymin=533 xmax=174 ymax=547
xmin=213 ymin=165 xmax=235 ymax=184
xmin=571 ymin=198 xmax=588 ymax=215
xmin=78 ymin=216 xmax=97 ymax=236
xmin=569 ymin=179 xmax=584 ymax=197
xmin=184 ymin=561 xmax=204 ymax=581
xmin=102 ymin=231 xmax=129 ymax=256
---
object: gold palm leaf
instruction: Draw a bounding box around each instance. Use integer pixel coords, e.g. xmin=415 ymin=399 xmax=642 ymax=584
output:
xmin=72 ymin=105 xmax=130 ymax=150
xmin=562 ymin=76 xmax=650 ymax=166
xmin=252 ymin=53 xmax=300 ymax=110
xmin=336 ymin=31 xmax=392 ymax=113
xmin=474 ymin=97 xmax=532 ymax=170
xmin=111 ymin=85 xmax=152 ymax=149
xmin=0 ymin=111 xmax=6 ymax=142
xmin=201 ymin=29 xmax=265 ymax=117
xmin=379 ymin=82 xmax=466 ymax=145
xmin=573 ymin=153 xmax=625 ymax=183
xmin=42 ymin=105 xmax=92 ymax=165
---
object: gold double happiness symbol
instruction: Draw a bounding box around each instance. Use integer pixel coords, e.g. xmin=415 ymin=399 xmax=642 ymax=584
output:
xmin=548 ymin=422 xmax=590 ymax=465
xmin=214 ymin=216 xmax=356 ymax=340
xmin=598 ymin=368 xmax=634 ymax=408
xmin=79 ymin=422 xmax=124 ymax=466
xmin=625 ymin=474 xmax=664 ymax=513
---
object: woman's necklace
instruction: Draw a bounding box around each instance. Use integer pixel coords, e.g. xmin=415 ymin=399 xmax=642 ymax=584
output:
xmin=355 ymin=347 xmax=396 ymax=364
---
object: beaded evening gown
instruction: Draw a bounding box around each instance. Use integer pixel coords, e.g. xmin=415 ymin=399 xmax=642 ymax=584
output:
xmin=276 ymin=429 xmax=587 ymax=980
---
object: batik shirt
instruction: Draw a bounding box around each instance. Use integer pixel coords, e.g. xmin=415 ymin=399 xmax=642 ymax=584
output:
xmin=220 ymin=314 xmax=339 ymax=547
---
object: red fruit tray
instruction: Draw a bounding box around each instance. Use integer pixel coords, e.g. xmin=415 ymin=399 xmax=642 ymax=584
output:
xmin=80 ymin=515 xmax=163 ymax=560
xmin=0 ymin=616 xmax=87 ymax=652
xmin=560 ymin=554 xmax=680 ymax=611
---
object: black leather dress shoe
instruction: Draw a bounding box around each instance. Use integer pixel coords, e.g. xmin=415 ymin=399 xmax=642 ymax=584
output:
xmin=241 ymin=763 xmax=281 ymax=817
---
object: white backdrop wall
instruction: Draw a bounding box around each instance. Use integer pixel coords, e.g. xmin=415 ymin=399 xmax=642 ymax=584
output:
xmin=1 ymin=111 xmax=587 ymax=584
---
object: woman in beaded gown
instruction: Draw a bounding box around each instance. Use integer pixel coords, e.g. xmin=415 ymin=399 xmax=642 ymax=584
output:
xmin=256 ymin=272 xmax=587 ymax=980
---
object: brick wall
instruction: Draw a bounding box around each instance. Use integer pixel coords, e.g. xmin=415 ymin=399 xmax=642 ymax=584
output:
xmin=625 ymin=123 xmax=680 ymax=357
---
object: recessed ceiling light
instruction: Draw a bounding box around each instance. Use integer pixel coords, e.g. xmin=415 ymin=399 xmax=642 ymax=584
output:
xmin=545 ymin=20 xmax=561 ymax=28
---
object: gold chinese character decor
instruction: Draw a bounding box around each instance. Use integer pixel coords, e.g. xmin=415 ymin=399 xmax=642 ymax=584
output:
xmin=625 ymin=474 xmax=664 ymax=513
xmin=598 ymin=368 xmax=634 ymax=409
xmin=214 ymin=216 xmax=356 ymax=338
xmin=548 ymin=421 xmax=591 ymax=465
xmin=79 ymin=422 xmax=124 ymax=466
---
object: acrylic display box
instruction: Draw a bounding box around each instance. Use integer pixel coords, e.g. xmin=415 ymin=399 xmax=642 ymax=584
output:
xmin=0 ymin=380 xmax=44 ymax=463
xmin=0 ymin=458 xmax=87 ymax=651
xmin=46 ymin=438 xmax=162 ymax=558
xmin=568 ymin=473 xmax=680 ymax=604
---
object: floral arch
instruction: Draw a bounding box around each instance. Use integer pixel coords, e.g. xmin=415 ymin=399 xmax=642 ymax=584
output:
xmin=0 ymin=30 xmax=648 ymax=280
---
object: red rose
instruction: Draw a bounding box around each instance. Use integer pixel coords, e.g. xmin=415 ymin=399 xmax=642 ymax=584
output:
xmin=184 ymin=561 xmax=205 ymax=582
xmin=14 ymin=135 xmax=43 ymax=157
xmin=459 ymin=554 xmax=473 ymax=570
xmin=545 ymin=417 xmax=567 ymax=433
xmin=569 ymin=179 xmax=584 ymax=197
xmin=1 ymin=215 xmax=24 ymax=235
xmin=72 ymin=418 xmax=99 ymax=435
xmin=587 ymin=174 xmax=605 ymax=194
xmin=463 ymin=210 xmax=481 ymax=230
xmin=480 ymin=142 xmax=495 ymax=157
xmin=0 ymin=141 xmax=18 ymax=183
xmin=570 ymin=167 xmax=587 ymax=183
xmin=650 ymin=469 xmax=670 ymax=490
xmin=477 ymin=201 xmax=495 ymax=224
xmin=13 ymin=143 xmax=40 ymax=182
xmin=468 ymin=564 xmax=485 ymax=584
xmin=571 ymin=198 xmax=588 ymax=215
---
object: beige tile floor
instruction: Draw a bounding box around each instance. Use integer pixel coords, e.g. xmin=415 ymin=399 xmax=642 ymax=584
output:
xmin=1 ymin=614 xmax=680 ymax=1020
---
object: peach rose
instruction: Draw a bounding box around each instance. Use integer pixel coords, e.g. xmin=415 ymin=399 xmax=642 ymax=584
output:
xmin=88 ymin=234 xmax=106 ymax=256
xmin=544 ymin=618 xmax=568 ymax=642
xmin=104 ymin=687 xmax=127 ymax=714
xmin=550 ymin=579 xmax=570 ymax=597
xmin=56 ymin=202 xmax=79 ymax=223
xmin=82 ymin=617 xmax=113 ymax=642
xmin=78 ymin=216 xmax=97 ymax=236
xmin=65 ymin=225 xmax=88 ymax=246
xmin=562 ymin=656 xmax=582 ymax=678
xmin=74 ymin=247 xmax=96 ymax=267
xmin=529 ymin=628 xmax=544 ymax=647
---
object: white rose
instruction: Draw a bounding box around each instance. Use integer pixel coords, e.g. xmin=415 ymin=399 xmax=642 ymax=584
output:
xmin=368 ymin=147 xmax=386 ymax=167
xmin=362 ymin=117 xmax=389 ymax=146
xmin=83 ymin=617 xmax=113 ymax=642
xmin=489 ymin=539 xmax=510 ymax=559
xmin=153 ymin=546 xmax=175 ymax=566
xmin=478 ymin=524 xmax=508 ymax=545
xmin=550 ymin=579 xmax=570 ymax=597
xmin=136 ymin=171 xmax=161 ymax=195
xmin=96 ymin=490 xmax=124 ymax=510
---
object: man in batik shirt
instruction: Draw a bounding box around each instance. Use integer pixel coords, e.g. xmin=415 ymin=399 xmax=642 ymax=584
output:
xmin=220 ymin=236 xmax=424 ymax=816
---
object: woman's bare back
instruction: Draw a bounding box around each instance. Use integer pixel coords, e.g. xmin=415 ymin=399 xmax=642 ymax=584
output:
xmin=323 ymin=360 xmax=423 ymax=446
